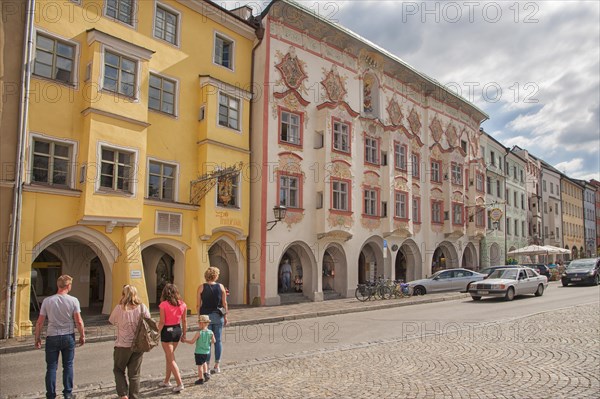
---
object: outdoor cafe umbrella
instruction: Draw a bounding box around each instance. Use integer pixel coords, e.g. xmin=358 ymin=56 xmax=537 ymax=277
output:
xmin=540 ymin=245 xmax=571 ymax=255
xmin=507 ymin=245 xmax=551 ymax=256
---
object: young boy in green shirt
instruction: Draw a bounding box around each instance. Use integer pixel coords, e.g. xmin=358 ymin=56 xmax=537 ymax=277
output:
xmin=183 ymin=315 xmax=215 ymax=385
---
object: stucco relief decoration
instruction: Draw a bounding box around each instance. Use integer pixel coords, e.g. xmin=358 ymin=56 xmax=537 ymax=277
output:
xmin=275 ymin=47 xmax=308 ymax=91
xmin=393 ymin=219 xmax=410 ymax=233
xmin=386 ymin=98 xmax=403 ymax=126
xmin=469 ymin=129 xmax=480 ymax=156
xmin=394 ymin=180 xmax=408 ymax=192
xmin=413 ymin=223 xmax=422 ymax=235
xmin=328 ymin=213 xmax=354 ymax=230
xmin=284 ymin=211 xmax=304 ymax=227
xmin=321 ymin=65 xmax=347 ymax=103
xmin=430 ymin=117 xmax=443 ymax=143
xmin=277 ymin=155 xmax=304 ymax=176
xmin=329 ymin=161 xmax=352 ymax=180
xmin=408 ymin=108 xmax=422 ymax=137
xmin=361 ymin=217 xmax=381 ymax=231
xmin=363 ymin=173 xmax=379 ymax=188
xmin=358 ymin=49 xmax=384 ymax=74
xmin=446 ymin=124 xmax=458 ymax=147
xmin=363 ymin=74 xmax=374 ymax=113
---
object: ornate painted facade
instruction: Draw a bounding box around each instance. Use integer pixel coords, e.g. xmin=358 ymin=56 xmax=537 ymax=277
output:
xmin=250 ymin=0 xmax=487 ymax=305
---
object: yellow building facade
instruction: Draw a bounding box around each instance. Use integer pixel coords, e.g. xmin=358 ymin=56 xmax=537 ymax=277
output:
xmin=13 ymin=0 xmax=257 ymax=336
xmin=561 ymin=177 xmax=585 ymax=258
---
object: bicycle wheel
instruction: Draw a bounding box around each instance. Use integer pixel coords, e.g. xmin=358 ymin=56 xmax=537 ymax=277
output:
xmin=355 ymin=285 xmax=370 ymax=302
xmin=376 ymin=285 xmax=392 ymax=299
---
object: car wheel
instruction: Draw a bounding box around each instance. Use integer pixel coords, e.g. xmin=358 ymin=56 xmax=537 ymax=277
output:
xmin=471 ymin=295 xmax=481 ymax=301
xmin=534 ymin=284 xmax=544 ymax=297
xmin=413 ymin=286 xmax=426 ymax=296
xmin=594 ymin=274 xmax=600 ymax=286
xmin=562 ymin=280 xmax=569 ymax=287
xmin=504 ymin=287 xmax=515 ymax=301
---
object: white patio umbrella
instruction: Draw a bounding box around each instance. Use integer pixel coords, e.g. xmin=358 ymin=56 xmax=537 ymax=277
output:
xmin=506 ymin=245 xmax=551 ymax=256
xmin=541 ymin=245 xmax=571 ymax=255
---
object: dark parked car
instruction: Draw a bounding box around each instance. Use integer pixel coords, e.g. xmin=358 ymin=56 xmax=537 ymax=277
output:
xmin=522 ymin=264 xmax=551 ymax=280
xmin=561 ymin=258 xmax=600 ymax=286
xmin=478 ymin=265 xmax=518 ymax=278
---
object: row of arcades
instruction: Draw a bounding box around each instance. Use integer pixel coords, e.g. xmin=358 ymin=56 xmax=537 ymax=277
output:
xmin=28 ymin=226 xmax=480 ymax=322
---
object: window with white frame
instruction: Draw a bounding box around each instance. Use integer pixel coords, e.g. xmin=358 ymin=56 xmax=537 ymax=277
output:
xmin=214 ymin=34 xmax=233 ymax=69
xmin=364 ymin=189 xmax=377 ymax=216
xmin=431 ymin=200 xmax=442 ymax=224
xmin=279 ymin=174 xmax=299 ymax=208
xmin=34 ymin=33 xmax=75 ymax=84
xmin=149 ymin=74 xmax=176 ymax=115
xmin=332 ymin=180 xmax=349 ymax=211
xmin=154 ymin=5 xmax=178 ymax=45
xmin=412 ymin=197 xmax=420 ymax=223
xmin=496 ymin=180 xmax=501 ymax=198
xmin=217 ymin=174 xmax=240 ymax=208
xmin=394 ymin=143 xmax=406 ymax=170
xmin=31 ymin=138 xmax=73 ymax=186
xmin=280 ymin=111 xmax=301 ymax=145
xmin=514 ymin=219 xmax=519 ymax=236
xmin=100 ymin=147 xmax=134 ymax=193
xmin=507 ymin=217 xmax=511 ymax=235
xmin=103 ymin=50 xmax=137 ymax=97
xmin=148 ymin=160 xmax=176 ymax=200
xmin=451 ymin=163 xmax=462 ymax=185
xmin=365 ymin=137 xmax=378 ymax=164
xmin=452 ymin=203 xmax=463 ymax=225
xmin=105 ymin=0 xmax=135 ymax=26
xmin=333 ymin=121 xmax=350 ymax=153
xmin=430 ymin=160 xmax=441 ymax=183
xmin=411 ymin=152 xmax=420 ymax=180
xmin=218 ymin=92 xmax=240 ymax=130
xmin=395 ymin=191 xmax=407 ymax=219
xmin=487 ymin=177 xmax=492 ymax=194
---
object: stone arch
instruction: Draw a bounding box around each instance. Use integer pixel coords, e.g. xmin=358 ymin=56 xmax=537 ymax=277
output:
xmin=32 ymin=226 xmax=119 ymax=314
xmin=395 ymin=239 xmax=423 ymax=281
xmin=432 ymin=241 xmax=459 ymax=273
xmin=489 ymin=242 xmax=502 ymax=266
xmin=322 ymin=243 xmax=347 ymax=298
xmin=278 ymin=241 xmax=318 ymax=301
xmin=358 ymin=236 xmax=384 ymax=283
xmin=462 ymin=242 xmax=478 ymax=270
xmin=141 ymin=238 xmax=189 ymax=304
xmin=208 ymin=236 xmax=244 ymax=305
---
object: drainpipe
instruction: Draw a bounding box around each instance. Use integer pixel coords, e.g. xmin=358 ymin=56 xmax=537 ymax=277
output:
xmin=246 ymin=14 xmax=265 ymax=305
xmin=5 ymin=0 xmax=35 ymax=338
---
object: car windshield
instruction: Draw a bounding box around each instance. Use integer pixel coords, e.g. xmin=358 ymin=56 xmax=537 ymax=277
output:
xmin=567 ymin=260 xmax=595 ymax=270
xmin=488 ymin=269 xmax=518 ymax=280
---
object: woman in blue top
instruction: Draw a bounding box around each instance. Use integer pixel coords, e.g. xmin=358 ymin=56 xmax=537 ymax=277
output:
xmin=196 ymin=266 xmax=228 ymax=374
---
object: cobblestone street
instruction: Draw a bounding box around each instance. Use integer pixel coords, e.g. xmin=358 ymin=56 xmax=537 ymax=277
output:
xmin=75 ymin=303 xmax=599 ymax=399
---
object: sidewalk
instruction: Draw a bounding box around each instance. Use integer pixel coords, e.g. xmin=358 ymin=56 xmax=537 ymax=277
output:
xmin=0 ymin=291 xmax=468 ymax=354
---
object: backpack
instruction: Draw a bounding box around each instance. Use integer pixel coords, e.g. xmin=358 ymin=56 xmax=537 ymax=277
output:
xmin=131 ymin=304 xmax=160 ymax=353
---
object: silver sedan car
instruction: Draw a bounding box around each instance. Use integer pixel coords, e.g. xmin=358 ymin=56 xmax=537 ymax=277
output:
xmin=408 ymin=268 xmax=486 ymax=296
xmin=469 ymin=267 xmax=548 ymax=301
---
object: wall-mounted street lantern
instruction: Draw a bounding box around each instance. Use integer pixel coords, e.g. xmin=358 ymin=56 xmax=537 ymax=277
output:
xmin=267 ymin=205 xmax=287 ymax=231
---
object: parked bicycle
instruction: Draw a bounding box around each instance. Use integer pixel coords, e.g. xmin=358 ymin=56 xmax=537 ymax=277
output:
xmin=355 ymin=278 xmax=392 ymax=301
xmin=390 ymin=280 xmax=413 ymax=298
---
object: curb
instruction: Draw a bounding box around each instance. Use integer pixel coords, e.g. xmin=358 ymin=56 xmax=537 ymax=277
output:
xmin=0 ymin=293 xmax=469 ymax=355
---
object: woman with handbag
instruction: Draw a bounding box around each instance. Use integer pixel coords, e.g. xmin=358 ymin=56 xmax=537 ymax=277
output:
xmin=196 ymin=266 xmax=228 ymax=374
xmin=157 ymin=283 xmax=187 ymax=393
xmin=109 ymin=285 xmax=151 ymax=399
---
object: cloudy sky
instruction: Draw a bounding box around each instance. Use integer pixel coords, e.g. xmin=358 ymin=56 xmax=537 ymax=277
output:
xmin=221 ymin=0 xmax=599 ymax=181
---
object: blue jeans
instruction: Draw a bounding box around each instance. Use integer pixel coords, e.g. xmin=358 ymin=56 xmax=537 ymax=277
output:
xmin=45 ymin=334 xmax=75 ymax=399
xmin=208 ymin=312 xmax=224 ymax=366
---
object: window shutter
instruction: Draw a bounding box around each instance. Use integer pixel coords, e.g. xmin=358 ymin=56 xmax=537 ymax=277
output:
xmin=156 ymin=211 xmax=182 ymax=235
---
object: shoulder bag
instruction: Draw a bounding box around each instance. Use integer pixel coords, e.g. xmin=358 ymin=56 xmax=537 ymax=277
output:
xmin=132 ymin=304 xmax=160 ymax=353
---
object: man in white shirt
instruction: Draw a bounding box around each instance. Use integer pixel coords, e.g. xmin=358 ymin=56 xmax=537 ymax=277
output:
xmin=35 ymin=275 xmax=85 ymax=399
